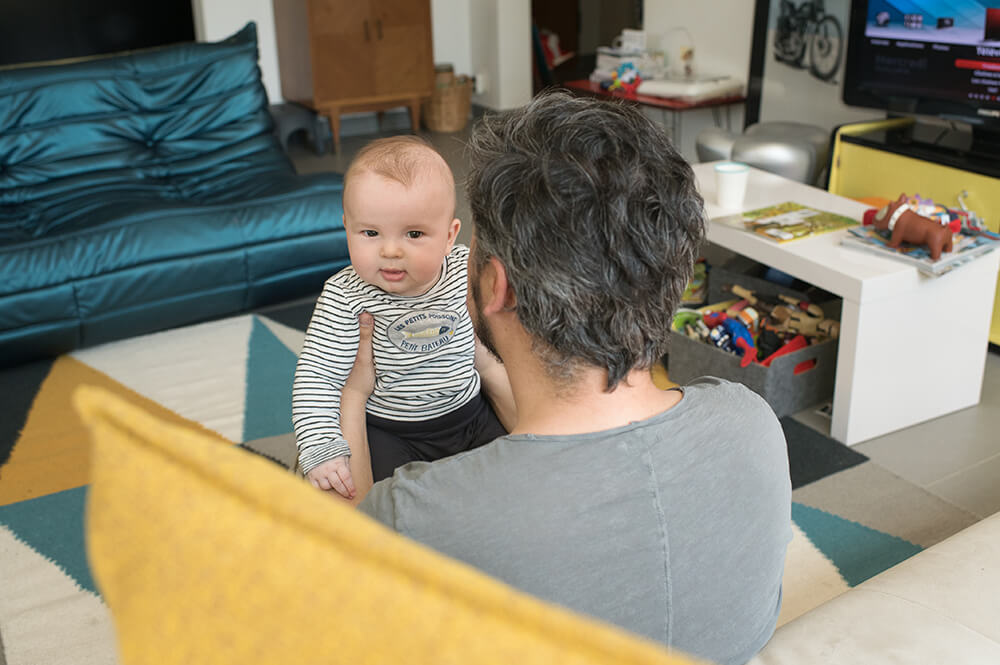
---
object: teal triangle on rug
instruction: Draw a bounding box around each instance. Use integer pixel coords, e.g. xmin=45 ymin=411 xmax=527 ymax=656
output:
xmin=242 ymin=316 xmax=299 ymax=442
xmin=0 ymin=486 xmax=95 ymax=593
xmin=792 ymin=501 xmax=922 ymax=586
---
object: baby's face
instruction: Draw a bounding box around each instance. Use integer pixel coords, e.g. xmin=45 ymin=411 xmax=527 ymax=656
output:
xmin=343 ymin=170 xmax=460 ymax=297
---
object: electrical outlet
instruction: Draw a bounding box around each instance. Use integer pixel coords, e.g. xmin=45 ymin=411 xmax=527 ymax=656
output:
xmin=474 ymin=73 xmax=487 ymax=95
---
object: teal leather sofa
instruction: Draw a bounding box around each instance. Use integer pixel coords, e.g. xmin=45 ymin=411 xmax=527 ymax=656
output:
xmin=0 ymin=23 xmax=348 ymax=367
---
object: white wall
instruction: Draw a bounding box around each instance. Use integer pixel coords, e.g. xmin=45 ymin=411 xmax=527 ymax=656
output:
xmin=468 ymin=0 xmax=531 ymax=110
xmin=643 ymin=0 xmax=755 ymax=161
xmin=644 ymin=1 xmax=755 ymax=84
xmin=191 ymin=0 xmax=283 ymax=103
xmin=431 ymin=0 xmax=472 ymax=76
xmin=494 ymin=0 xmax=532 ymax=109
xmin=467 ymin=0 xmax=498 ymax=107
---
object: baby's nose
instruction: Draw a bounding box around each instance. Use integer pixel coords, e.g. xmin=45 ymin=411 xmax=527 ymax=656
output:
xmin=380 ymin=239 xmax=403 ymax=257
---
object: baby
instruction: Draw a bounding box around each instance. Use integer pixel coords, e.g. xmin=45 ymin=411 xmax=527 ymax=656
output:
xmin=292 ymin=135 xmax=514 ymax=499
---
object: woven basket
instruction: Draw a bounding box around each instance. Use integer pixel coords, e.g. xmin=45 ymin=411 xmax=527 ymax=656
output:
xmin=422 ymin=75 xmax=472 ymax=133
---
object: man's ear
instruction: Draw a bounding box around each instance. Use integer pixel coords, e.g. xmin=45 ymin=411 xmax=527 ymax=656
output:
xmin=481 ymin=256 xmax=516 ymax=314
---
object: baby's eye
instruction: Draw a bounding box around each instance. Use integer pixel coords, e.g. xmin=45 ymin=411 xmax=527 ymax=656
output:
xmin=363 ymin=230 xmax=378 ymax=237
xmin=407 ymin=230 xmax=424 ymax=239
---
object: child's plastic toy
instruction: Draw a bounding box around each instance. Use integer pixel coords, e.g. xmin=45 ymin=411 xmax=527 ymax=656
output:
xmin=733 ymin=306 xmax=760 ymax=334
xmin=719 ymin=318 xmax=756 ymax=367
xmin=703 ymin=310 xmax=728 ymax=328
xmin=680 ymin=259 xmax=707 ymax=305
xmin=870 ymin=193 xmax=955 ymax=260
xmin=672 ymin=309 xmax=701 ymax=331
xmin=759 ymin=334 xmax=808 ymax=368
xmin=672 ymin=309 xmax=709 ymax=341
xmin=606 ymin=62 xmax=642 ymax=94
xmin=708 ymin=324 xmax=731 ymax=351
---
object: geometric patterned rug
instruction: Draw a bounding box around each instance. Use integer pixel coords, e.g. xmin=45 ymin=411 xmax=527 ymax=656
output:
xmin=0 ymin=304 xmax=981 ymax=664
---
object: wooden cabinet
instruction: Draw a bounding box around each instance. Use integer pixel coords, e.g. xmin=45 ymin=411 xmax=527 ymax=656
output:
xmin=273 ymin=0 xmax=434 ymax=152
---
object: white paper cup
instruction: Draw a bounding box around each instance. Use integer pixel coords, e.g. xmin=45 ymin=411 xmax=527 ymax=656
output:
xmin=714 ymin=162 xmax=750 ymax=211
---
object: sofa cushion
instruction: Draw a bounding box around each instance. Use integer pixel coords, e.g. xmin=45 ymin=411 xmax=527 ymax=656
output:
xmin=0 ymin=24 xmax=275 ymax=199
xmin=0 ymin=24 xmax=348 ymax=365
xmin=750 ymin=510 xmax=1000 ymax=664
xmin=75 ymin=385 xmax=700 ymax=665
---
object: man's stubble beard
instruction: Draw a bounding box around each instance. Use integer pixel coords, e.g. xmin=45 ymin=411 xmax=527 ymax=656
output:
xmin=469 ymin=266 xmax=503 ymax=365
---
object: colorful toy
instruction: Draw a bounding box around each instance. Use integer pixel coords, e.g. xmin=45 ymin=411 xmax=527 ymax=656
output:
xmin=734 ymin=306 xmax=760 ymax=334
xmin=680 ymin=259 xmax=707 ymax=305
xmin=684 ymin=318 xmax=710 ymax=341
xmin=708 ymin=324 xmax=731 ymax=351
xmin=703 ymin=310 xmax=728 ymax=328
xmin=606 ymin=62 xmax=642 ymax=94
xmin=957 ymin=190 xmax=990 ymax=234
xmin=759 ymin=334 xmax=811 ymax=371
xmin=672 ymin=309 xmax=709 ymax=341
xmin=871 ymin=193 xmax=954 ymax=261
xmin=719 ymin=318 xmax=756 ymax=367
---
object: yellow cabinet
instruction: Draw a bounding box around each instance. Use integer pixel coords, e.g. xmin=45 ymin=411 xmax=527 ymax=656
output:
xmin=828 ymin=118 xmax=1000 ymax=346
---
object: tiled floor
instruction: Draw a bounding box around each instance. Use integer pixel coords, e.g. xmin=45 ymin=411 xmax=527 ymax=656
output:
xmin=851 ymin=351 xmax=1000 ymax=518
xmin=286 ymin=123 xmax=1000 ymax=520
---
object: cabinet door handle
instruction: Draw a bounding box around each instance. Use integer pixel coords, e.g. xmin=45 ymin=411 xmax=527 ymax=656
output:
xmin=376 ymin=19 xmax=383 ymax=40
xmin=364 ymin=20 xmax=370 ymax=41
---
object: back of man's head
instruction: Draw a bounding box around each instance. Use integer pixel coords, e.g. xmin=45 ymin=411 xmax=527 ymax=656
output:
xmin=466 ymin=89 xmax=705 ymax=390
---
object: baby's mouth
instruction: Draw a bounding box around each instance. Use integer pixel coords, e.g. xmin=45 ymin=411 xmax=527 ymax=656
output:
xmin=380 ymin=269 xmax=406 ymax=282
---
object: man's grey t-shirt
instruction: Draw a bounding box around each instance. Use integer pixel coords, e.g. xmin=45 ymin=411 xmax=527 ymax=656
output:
xmin=359 ymin=377 xmax=792 ymax=665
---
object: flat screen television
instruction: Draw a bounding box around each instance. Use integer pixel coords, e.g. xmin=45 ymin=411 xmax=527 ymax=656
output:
xmin=842 ymin=0 xmax=1000 ymax=157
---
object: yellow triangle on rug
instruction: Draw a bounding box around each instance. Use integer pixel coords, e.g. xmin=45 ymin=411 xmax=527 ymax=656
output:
xmin=1 ymin=356 xmax=232 ymax=507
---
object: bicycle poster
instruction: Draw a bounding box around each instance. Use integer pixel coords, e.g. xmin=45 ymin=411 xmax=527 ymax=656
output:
xmin=747 ymin=0 xmax=872 ymax=131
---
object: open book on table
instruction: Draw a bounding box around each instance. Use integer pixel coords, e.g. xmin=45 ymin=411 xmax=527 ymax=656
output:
xmin=841 ymin=226 xmax=1000 ymax=276
xmin=738 ymin=202 xmax=858 ymax=242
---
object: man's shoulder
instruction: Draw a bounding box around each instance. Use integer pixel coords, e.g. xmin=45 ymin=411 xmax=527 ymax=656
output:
xmin=358 ymin=437 xmax=517 ymax=525
xmin=400 ymin=436 xmax=516 ymax=483
xmin=683 ymin=376 xmax=774 ymax=413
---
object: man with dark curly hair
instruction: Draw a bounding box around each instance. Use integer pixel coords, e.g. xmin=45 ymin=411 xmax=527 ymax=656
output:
xmin=335 ymin=90 xmax=792 ymax=665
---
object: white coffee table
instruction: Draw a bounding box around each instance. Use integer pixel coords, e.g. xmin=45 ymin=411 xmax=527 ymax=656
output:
xmin=693 ymin=163 xmax=1000 ymax=445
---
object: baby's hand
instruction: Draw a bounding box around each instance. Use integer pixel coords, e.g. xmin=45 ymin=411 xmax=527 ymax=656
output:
xmin=306 ymin=456 xmax=356 ymax=499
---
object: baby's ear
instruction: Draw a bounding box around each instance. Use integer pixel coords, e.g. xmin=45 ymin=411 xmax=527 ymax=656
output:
xmin=447 ymin=217 xmax=461 ymax=247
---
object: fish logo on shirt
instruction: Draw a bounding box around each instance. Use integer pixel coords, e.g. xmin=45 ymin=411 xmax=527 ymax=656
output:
xmin=403 ymin=325 xmax=454 ymax=339
xmin=387 ymin=310 xmax=460 ymax=353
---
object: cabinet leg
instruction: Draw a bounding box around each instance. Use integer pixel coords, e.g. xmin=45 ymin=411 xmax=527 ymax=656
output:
xmin=408 ymin=98 xmax=421 ymax=134
xmin=326 ymin=110 xmax=342 ymax=154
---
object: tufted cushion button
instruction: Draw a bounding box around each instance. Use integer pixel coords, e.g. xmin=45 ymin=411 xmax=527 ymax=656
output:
xmin=145 ymin=139 xmax=155 ymax=148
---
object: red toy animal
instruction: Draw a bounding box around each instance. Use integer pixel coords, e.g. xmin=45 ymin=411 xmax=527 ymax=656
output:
xmin=872 ymin=193 xmax=954 ymax=261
